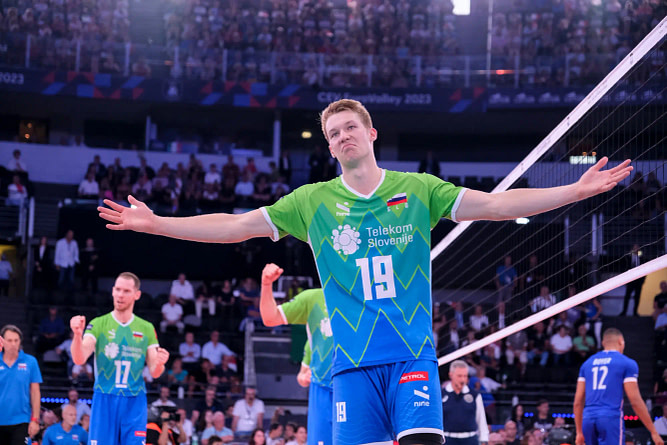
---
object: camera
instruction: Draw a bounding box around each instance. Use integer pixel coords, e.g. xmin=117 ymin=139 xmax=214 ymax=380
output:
xmin=153 ymin=406 xmax=181 ymax=425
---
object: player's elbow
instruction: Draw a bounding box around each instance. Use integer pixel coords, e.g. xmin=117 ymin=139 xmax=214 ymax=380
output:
xmin=261 ymin=316 xmax=282 ymax=327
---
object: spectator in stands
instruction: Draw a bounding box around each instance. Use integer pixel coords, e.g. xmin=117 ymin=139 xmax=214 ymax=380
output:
xmin=175 ymin=408 xmax=193 ymax=444
xmin=232 ymin=386 xmax=265 ymax=438
xmin=218 ymin=177 xmax=238 ymax=211
xmin=520 ymin=255 xmax=544 ymax=293
xmin=132 ymin=174 xmax=153 ymax=202
xmin=654 ymin=369 xmax=667 ymax=402
xmin=33 ymin=236 xmax=52 ymax=291
xmin=283 ymin=423 xmax=297 ymax=443
xmin=87 ymin=155 xmax=107 ymax=181
xmin=42 ymin=404 xmax=88 ymax=445
xmin=308 ymin=146 xmax=327 ymax=184
xmin=527 ymin=321 xmax=549 ymax=367
xmin=505 ymin=420 xmax=520 ymax=445
xmin=78 ymin=171 xmax=99 ymax=199
xmin=161 ymin=294 xmax=185 ymax=334
xmin=54 ymin=229 xmax=79 ymax=291
xmin=242 ymin=158 xmax=258 ymax=180
xmin=171 ymin=273 xmax=195 ymax=314
xmin=205 ymin=164 xmax=222 ymax=186
xmin=505 ymin=330 xmax=529 ymax=380
xmin=7 ymin=175 xmax=28 ymax=206
xmin=620 ymin=244 xmax=645 ymax=316
xmin=6 ymin=149 xmax=27 ymax=173
xmin=266 ymin=423 xmax=284 ymax=445
xmin=654 ymin=403 xmax=667 ymax=436
xmin=495 ymin=256 xmax=517 ymax=303
xmin=507 ymin=404 xmax=527 ymax=439
xmin=192 ymin=386 xmax=224 ymax=425
xmin=572 ymin=324 xmax=596 ymax=363
xmin=453 ymin=301 xmax=465 ymax=327
xmin=279 ymin=151 xmax=292 ymax=185
xmin=0 ymin=253 xmax=13 ymax=296
xmin=60 ymin=388 xmax=91 ymax=424
xmin=530 ymin=285 xmax=556 ymax=313
xmin=550 ymin=325 xmax=572 ymax=365
xmin=235 ymin=171 xmax=255 ymax=205
xmin=469 ymin=304 xmax=489 ymax=332
xmin=494 ymin=301 xmax=507 ymax=329
xmin=222 ymin=156 xmax=240 ymax=184
xmin=250 ymin=427 xmax=267 ymax=445
xmin=79 ymin=413 xmax=90 ymax=433
xmin=36 ymin=306 xmax=65 ymax=354
xmin=285 ymin=425 xmax=306 ymax=445
xmin=581 ymin=294 xmax=603 ymax=349
xmin=655 ymin=305 xmax=667 ymax=332
xmin=418 ymin=150 xmax=441 ymax=178
xmin=253 ymin=174 xmax=273 ymax=207
xmin=80 ymin=238 xmax=99 ymax=294
xmin=167 ymin=357 xmax=188 ymax=389
xmin=179 ymin=332 xmax=201 ymax=371
xmin=653 ymin=281 xmax=667 ymax=320
xmin=202 ymin=412 xmax=233 ymax=444
xmin=532 ymin=399 xmax=553 ymax=432
xmin=132 ymin=55 xmax=152 ymax=77
xmin=195 ymin=281 xmax=217 ymax=320
xmin=0 ymin=324 xmax=42 ymax=444
xmin=202 ymin=331 xmax=235 ymax=369
xmin=151 ymin=386 xmax=177 ymax=413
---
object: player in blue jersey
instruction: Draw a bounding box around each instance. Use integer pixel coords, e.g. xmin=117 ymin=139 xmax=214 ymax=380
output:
xmin=574 ymin=328 xmax=663 ymax=445
xmin=99 ymin=100 xmax=632 ymax=445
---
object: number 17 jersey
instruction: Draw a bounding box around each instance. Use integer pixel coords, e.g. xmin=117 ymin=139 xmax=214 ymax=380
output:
xmin=262 ymin=170 xmax=465 ymax=375
xmin=578 ymin=350 xmax=639 ymax=418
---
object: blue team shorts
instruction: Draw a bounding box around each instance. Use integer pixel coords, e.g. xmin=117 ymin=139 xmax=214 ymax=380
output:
xmin=332 ymin=359 xmax=443 ymax=445
xmin=582 ymin=416 xmax=624 ymax=445
xmin=308 ymin=382 xmax=333 ymax=445
xmin=89 ymin=392 xmax=147 ymax=445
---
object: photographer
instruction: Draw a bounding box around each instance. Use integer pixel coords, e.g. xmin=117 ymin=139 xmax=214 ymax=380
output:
xmin=146 ymin=407 xmax=186 ymax=445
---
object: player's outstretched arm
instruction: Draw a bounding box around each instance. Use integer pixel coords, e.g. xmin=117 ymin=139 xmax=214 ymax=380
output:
xmin=456 ymin=157 xmax=632 ymax=222
xmin=624 ymin=381 xmax=665 ymax=445
xmin=98 ymin=196 xmax=274 ymax=243
xmin=70 ymin=316 xmax=95 ymax=365
xmin=573 ymin=381 xmax=586 ymax=445
xmin=260 ymin=263 xmax=286 ymax=327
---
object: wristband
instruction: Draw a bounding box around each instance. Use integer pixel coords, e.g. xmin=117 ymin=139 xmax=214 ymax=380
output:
xmin=30 ymin=417 xmax=39 ymax=422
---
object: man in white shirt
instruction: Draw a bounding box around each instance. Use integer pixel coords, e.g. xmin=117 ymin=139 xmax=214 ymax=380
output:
xmin=171 ymin=273 xmax=194 ymax=312
xmin=232 ymin=386 xmax=264 ymax=438
xmin=234 ymin=171 xmax=254 ymax=198
xmin=202 ymin=330 xmax=235 ymax=367
xmin=161 ymin=294 xmax=185 ymax=334
xmin=655 ymin=403 xmax=667 ymax=435
xmin=54 ymin=229 xmax=79 ymax=291
xmin=7 ymin=149 xmax=27 ymax=172
xmin=204 ymin=164 xmax=222 ymax=185
xmin=7 ymin=175 xmax=28 ymax=206
xmin=78 ymin=172 xmax=99 ymax=199
xmin=150 ymin=386 xmax=177 ymax=413
xmin=179 ymin=332 xmax=201 ymax=367
xmin=531 ymin=285 xmax=557 ymax=313
xmin=550 ymin=325 xmax=573 ymax=365
xmin=60 ymin=388 xmax=91 ymax=424
xmin=469 ymin=305 xmax=489 ymax=332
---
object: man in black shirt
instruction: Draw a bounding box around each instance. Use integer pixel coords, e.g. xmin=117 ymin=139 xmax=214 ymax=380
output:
xmin=504 ymin=420 xmax=521 ymax=445
xmin=527 ymin=321 xmax=550 ymax=367
xmin=533 ymin=399 xmax=553 ymax=433
xmin=653 ymin=281 xmax=667 ymax=319
xmin=191 ymin=386 xmax=224 ymax=426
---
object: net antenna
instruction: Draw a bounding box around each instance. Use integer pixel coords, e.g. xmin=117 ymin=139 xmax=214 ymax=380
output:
xmin=433 ymin=17 xmax=667 ymax=367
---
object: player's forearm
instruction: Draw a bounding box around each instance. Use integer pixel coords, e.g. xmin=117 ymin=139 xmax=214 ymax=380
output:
xmin=30 ymin=384 xmax=41 ymax=420
xmin=490 ymin=184 xmax=581 ymax=221
xmin=573 ymin=401 xmax=584 ymax=433
xmin=150 ymin=362 xmax=166 ymax=379
xmin=260 ymin=284 xmax=284 ymax=327
xmin=630 ymin=399 xmax=659 ymax=434
xmin=152 ymin=211 xmax=266 ymax=244
xmin=71 ymin=335 xmax=87 ymax=365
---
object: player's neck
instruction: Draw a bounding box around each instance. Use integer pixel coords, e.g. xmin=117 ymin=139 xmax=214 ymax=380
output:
xmin=62 ymin=422 xmax=73 ymax=433
xmin=341 ymin=164 xmax=383 ymax=196
xmin=112 ymin=308 xmax=134 ymax=324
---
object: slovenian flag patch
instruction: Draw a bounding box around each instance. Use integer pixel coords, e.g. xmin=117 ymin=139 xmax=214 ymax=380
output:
xmin=387 ymin=193 xmax=408 ymax=210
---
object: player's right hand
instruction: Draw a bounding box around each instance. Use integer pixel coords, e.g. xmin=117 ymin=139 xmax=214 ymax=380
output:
xmin=651 ymin=432 xmax=664 ymax=445
xmin=98 ymin=195 xmax=156 ymax=233
xmin=262 ymin=263 xmax=284 ymax=285
xmin=575 ymin=433 xmax=585 ymax=445
xmin=296 ymin=367 xmax=311 ymax=387
xmin=70 ymin=316 xmax=86 ymax=336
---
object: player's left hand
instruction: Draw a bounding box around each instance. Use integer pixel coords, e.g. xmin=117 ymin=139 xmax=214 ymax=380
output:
xmin=575 ymin=433 xmax=585 ymax=445
xmin=155 ymin=347 xmax=170 ymax=366
xmin=296 ymin=367 xmax=311 ymax=387
xmin=651 ymin=432 xmax=664 ymax=445
xmin=575 ymin=157 xmax=632 ymax=199
xmin=28 ymin=420 xmax=40 ymax=437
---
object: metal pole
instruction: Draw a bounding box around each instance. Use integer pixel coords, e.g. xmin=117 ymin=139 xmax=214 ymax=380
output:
xmin=486 ymin=0 xmax=494 ymax=85
xmin=124 ymin=42 xmax=131 ymax=76
xmin=415 ymin=56 xmax=422 ymax=87
xmin=25 ymin=34 xmax=31 ymax=68
xmin=222 ymin=49 xmax=228 ymax=81
xmin=75 ymin=39 xmax=81 ymax=72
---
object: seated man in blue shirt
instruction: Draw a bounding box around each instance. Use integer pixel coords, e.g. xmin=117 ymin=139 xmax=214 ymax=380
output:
xmin=42 ymin=404 xmax=88 ymax=445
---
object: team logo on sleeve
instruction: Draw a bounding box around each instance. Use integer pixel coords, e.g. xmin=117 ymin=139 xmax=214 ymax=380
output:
xmin=331 ymin=225 xmax=361 ymax=255
xmin=387 ymin=193 xmax=408 ymax=211
xmin=104 ymin=343 xmax=119 ymax=359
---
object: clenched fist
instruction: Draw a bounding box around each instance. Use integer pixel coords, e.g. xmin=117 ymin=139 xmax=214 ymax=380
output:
xmin=155 ymin=347 xmax=170 ymax=366
xmin=70 ymin=316 xmax=86 ymax=336
xmin=262 ymin=263 xmax=284 ymax=286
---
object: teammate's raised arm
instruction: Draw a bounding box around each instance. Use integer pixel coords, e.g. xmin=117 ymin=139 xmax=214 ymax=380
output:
xmin=98 ymin=196 xmax=274 ymax=243
xmin=624 ymin=381 xmax=664 ymax=445
xmin=456 ymin=157 xmax=632 ymax=222
xmin=69 ymin=315 xmax=95 ymax=366
xmin=260 ymin=263 xmax=286 ymax=327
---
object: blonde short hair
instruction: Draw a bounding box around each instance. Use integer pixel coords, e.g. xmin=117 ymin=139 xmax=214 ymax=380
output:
xmin=319 ymin=99 xmax=373 ymax=141
xmin=118 ymin=271 xmax=141 ymax=290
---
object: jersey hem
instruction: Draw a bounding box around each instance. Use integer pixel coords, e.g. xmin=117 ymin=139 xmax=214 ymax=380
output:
xmin=450 ymin=188 xmax=468 ymax=223
xmin=623 ymin=377 xmax=637 ymax=382
xmin=83 ymin=333 xmax=97 ymax=343
xmin=331 ymin=354 xmax=437 ymax=376
xmin=260 ymin=207 xmax=280 ymax=241
xmin=397 ymin=428 xmax=445 ymax=440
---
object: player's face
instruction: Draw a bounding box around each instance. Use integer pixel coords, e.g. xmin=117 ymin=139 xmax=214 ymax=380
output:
xmin=1 ymin=330 xmax=21 ymax=355
xmin=325 ymin=110 xmax=377 ymax=168
xmin=62 ymin=406 xmax=77 ymax=427
xmin=112 ymin=276 xmax=141 ymax=311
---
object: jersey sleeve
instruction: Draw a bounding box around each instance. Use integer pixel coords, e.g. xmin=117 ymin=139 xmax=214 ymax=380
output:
xmin=261 ymin=186 xmax=309 ymax=242
xmin=30 ymin=355 xmax=43 ymax=384
xmin=302 ymin=341 xmax=312 ymax=366
xmin=423 ymin=174 xmax=466 ymax=226
xmin=577 ymin=362 xmax=586 ymax=382
xmin=623 ymin=358 xmax=639 ymax=383
xmin=144 ymin=321 xmax=159 ymax=349
xmin=84 ymin=316 xmax=100 ymax=341
xmin=279 ymin=290 xmax=313 ymax=325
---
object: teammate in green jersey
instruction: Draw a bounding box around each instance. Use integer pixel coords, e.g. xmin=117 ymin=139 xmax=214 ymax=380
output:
xmin=70 ymin=272 xmax=170 ymax=445
xmin=98 ymin=100 xmax=632 ymax=445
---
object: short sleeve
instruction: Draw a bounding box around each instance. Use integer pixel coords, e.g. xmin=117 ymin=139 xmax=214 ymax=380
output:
xmin=302 ymin=342 xmax=312 ymax=367
xmin=423 ymin=174 xmax=466 ymax=226
xmin=232 ymin=401 xmax=243 ymax=417
xmin=578 ymin=363 xmax=586 ymax=382
xmin=30 ymin=355 xmax=43 ymax=384
xmin=41 ymin=428 xmax=54 ymax=445
xmin=623 ymin=359 xmax=639 ymax=383
xmin=279 ymin=290 xmax=313 ymax=325
xmin=84 ymin=316 xmax=99 ymax=341
xmin=145 ymin=322 xmax=159 ymax=349
xmin=262 ymin=187 xmax=309 ymax=242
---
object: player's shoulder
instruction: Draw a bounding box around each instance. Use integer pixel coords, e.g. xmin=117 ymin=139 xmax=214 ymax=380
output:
xmin=293 ymin=176 xmax=341 ymax=195
xmin=131 ymin=314 xmax=156 ymax=330
xmin=294 ymin=288 xmax=324 ymax=303
xmin=19 ymin=350 xmax=39 ymax=366
xmin=87 ymin=313 xmax=112 ymax=329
